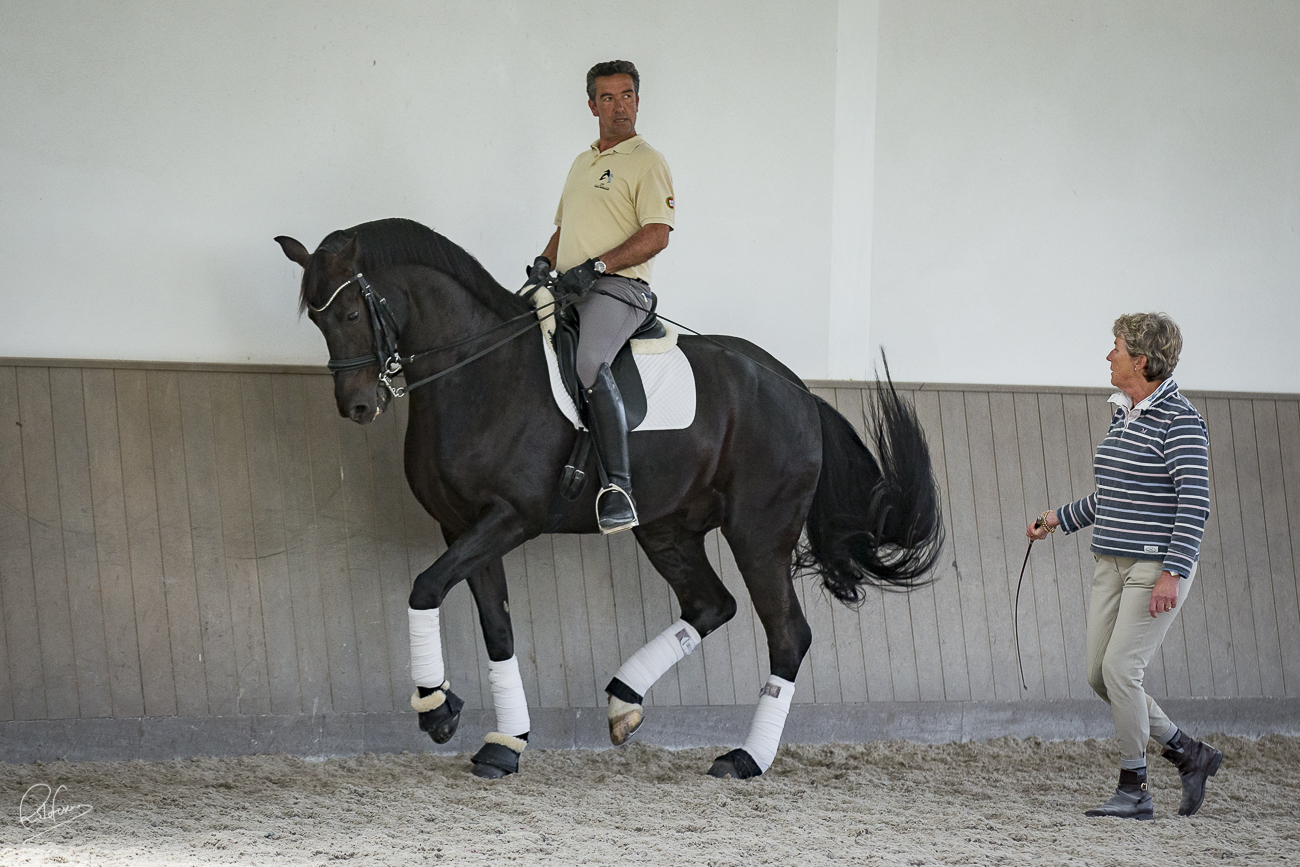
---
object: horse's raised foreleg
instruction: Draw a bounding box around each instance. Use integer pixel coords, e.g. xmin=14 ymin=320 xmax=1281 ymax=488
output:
xmin=408 ymin=500 xmax=530 ymax=756
xmin=709 ymin=532 xmax=812 ymax=779
xmin=604 ymin=521 xmax=738 ymax=745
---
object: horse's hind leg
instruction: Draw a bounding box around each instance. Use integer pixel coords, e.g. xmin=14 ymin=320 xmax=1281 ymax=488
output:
xmin=709 ymin=530 xmax=812 ymax=780
xmin=604 ymin=519 xmax=738 ymax=745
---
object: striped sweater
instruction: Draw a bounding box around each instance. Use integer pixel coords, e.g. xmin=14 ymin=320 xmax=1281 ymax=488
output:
xmin=1056 ymin=377 xmax=1210 ymax=578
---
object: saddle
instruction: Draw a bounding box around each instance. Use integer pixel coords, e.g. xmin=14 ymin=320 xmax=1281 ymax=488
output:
xmin=550 ymin=290 xmax=665 ymax=431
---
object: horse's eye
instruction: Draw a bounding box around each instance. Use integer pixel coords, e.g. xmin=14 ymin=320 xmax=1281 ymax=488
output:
xmin=346 ymin=310 xmax=360 ymax=322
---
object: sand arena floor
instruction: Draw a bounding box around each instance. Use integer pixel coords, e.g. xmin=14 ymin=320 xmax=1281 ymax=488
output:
xmin=1 ymin=735 xmax=1297 ymax=866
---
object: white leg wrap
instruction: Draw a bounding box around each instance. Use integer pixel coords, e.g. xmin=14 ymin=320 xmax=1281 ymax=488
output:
xmin=742 ymin=676 xmax=796 ymax=772
xmin=409 ymin=607 xmax=444 ymax=687
xmin=487 ymin=655 xmax=531 ymax=737
xmin=613 ymin=619 xmax=702 ymax=697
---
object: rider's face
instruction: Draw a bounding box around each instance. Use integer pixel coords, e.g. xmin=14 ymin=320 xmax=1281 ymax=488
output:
xmin=589 ymin=74 xmax=638 ymax=145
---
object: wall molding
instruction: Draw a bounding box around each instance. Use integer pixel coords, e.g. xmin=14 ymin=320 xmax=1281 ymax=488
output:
xmin=2 ymin=699 xmax=1295 ymax=764
xmin=3 ymin=359 xmax=1295 ymax=401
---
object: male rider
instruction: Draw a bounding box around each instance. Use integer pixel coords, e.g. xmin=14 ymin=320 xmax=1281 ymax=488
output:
xmin=528 ymin=60 xmax=675 ymax=534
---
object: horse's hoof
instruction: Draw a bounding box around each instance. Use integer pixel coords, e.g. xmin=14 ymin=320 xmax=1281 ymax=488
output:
xmin=415 ymin=687 xmax=465 ymax=744
xmin=708 ymin=748 xmax=763 ymax=780
xmin=470 ymin=734 xmax=526 ymax=778
xmin=608 ymin=696 xmax=643 ymax=746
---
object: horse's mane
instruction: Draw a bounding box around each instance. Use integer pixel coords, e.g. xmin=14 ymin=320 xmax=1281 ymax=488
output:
xmin=301 ymin=217 xmax=530 ymax=321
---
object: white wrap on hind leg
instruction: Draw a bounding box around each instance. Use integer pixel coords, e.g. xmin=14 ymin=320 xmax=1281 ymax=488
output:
xmin=613 ymin=618 xmax=702 ymax=696
xmin=742 ymin=675 xmax=796 ymax=772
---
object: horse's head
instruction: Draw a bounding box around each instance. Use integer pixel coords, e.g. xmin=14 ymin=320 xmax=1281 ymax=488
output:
xmin=276 ymin=233 xmax=393 ymax=424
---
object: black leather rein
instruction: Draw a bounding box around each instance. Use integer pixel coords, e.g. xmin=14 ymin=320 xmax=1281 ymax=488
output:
xmin=309 ymin=272 xmax=557 ymax=399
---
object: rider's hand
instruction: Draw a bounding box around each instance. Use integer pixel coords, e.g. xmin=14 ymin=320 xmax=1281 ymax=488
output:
xmin=556 ymin=258 xmax=600 ymax=299
xmin=526 ymin=256 xmax=552 ymax=287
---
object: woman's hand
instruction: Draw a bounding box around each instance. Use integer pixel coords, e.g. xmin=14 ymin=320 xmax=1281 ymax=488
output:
xmin=1149 ymin=571 xmax=1180 ymax=617
xmin=1026 ymin=510 xmax=1058 ymax=541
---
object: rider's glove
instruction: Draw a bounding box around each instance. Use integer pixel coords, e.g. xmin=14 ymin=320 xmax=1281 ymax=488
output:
xmin=525 ymin=255 xmax=552 ymax=287
xmin=555 ymin=258 xmax=601 ymax=299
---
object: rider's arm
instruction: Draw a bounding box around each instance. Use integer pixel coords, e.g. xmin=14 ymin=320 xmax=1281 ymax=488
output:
xmin=595 ymin=223 xmax=670 ymax=274
xmin=540 ymin=228 xmax=561 ymax=269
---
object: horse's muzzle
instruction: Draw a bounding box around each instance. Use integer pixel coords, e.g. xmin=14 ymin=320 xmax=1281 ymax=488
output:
xmin=339 ymin=381 xmax=390 ymax=424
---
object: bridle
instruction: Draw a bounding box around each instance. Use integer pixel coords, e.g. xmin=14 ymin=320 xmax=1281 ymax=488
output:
xmin=308 ymin=271 xmax=556 ymax=399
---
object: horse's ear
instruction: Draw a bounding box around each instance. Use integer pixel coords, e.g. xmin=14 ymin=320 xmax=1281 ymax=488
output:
xmin=275 ymin=235 xmax=312 ymax=268
xmin=336 ymin=234 xmax=360 ymax=268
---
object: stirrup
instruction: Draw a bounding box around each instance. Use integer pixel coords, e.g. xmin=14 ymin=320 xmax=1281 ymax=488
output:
xmin=596 ymin=483 xmax=638 ymax=534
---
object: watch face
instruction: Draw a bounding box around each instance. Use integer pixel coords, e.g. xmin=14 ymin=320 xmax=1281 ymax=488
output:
xmin=594 ymin=259 xmax=606 ymax=273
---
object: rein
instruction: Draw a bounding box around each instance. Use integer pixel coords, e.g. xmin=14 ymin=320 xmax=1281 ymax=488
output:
xmin=311 ymin=271 xmax=557 ymax=399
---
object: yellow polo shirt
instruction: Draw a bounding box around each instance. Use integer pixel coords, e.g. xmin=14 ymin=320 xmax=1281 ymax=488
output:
xmin=554 ymin=135 xmax=675 ymax=283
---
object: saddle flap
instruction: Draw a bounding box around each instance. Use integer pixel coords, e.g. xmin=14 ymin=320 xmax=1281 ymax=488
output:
xmin=552 ymin=306 xmax=649 ymax=431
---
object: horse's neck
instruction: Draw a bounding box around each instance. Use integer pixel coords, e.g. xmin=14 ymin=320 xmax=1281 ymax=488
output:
xmin=398 ymin=267 xmax=542 ymax=393
xmin=401 ymin=268 xmax=507 ymax=349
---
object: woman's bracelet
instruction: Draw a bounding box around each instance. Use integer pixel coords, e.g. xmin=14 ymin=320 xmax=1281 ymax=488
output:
xmin=1039 ymin=510 xmax=1056 ymax=533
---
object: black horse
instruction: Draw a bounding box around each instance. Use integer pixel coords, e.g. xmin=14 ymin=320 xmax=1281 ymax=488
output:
xmin=276 ymin=218 xmax=943 ymax=778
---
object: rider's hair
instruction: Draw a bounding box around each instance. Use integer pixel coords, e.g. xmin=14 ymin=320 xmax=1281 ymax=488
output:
xmin=586 ymin=60 xmax=640 ymax=101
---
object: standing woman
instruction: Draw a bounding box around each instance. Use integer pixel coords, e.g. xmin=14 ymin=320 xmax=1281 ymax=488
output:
xmin=1028 ymin=312 xmax=1222 ymax=819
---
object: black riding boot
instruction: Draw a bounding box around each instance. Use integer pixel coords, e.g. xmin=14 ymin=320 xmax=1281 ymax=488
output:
xmin=1084 ymin=767 xmax=1153 ymax=820
xmin=1161 ymin=730 xmax=1223 ymax=817
xmin=585 ymin=363 xmax=638 ymax=534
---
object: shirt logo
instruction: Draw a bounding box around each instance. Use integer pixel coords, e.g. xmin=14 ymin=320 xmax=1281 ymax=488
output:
xmin=665 ymin=196 xmax=674 ymax=209
xmin=1144 ymin=544 xmax=1159 ymax=554
xmin=595 ymin=169 xmax=612 ymax=190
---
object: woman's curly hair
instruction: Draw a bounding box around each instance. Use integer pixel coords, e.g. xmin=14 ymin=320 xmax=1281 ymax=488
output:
xmin=1113 ymin=312 xmax=1183 ymax=382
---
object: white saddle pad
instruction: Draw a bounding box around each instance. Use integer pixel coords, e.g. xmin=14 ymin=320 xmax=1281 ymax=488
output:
xmin=529 ymin=285 xmax=696 ymax=432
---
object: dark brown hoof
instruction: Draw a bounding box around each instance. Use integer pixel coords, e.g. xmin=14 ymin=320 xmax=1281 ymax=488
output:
xmin=708 ymin=748 xmax=762 ymax=779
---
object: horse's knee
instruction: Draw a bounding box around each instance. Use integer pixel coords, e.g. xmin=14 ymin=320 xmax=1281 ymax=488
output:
xmin=409 ymin=563 xmax=448 ymax=610
xmin=690 ymin=591 xmax=738 ymax=638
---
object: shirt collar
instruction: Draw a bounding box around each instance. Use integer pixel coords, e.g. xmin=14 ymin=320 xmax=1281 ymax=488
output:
xmin=590 ymin=134 xmax=645 ymax=156
xmin=1108 ymin=377 xmax=1179 ymax=419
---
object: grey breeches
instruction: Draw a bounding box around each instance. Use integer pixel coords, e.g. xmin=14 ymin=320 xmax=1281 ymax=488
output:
xmin=574 ymin=275 xmax=653 ymax=389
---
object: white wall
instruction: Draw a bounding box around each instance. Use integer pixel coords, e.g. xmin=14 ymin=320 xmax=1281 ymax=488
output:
xmin=870 ymin=0 xmax=1300 ymax=392
xmin=2 ymin=1 xmax=1297 ymax=392
xmin=0 ymin=1 xmax=838 ymax=374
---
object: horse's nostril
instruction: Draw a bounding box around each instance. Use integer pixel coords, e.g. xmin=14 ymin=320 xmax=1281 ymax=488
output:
xmin=351 ymin=404 xmax=370 ymax=421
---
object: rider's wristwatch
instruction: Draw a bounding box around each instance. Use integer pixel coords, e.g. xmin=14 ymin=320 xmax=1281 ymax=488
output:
xmin=593 ymin=258 xmax=607 ymax=274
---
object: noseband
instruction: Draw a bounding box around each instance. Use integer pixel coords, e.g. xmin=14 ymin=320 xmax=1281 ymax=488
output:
xmin=309 ymin=272 xmax=406 ymax=396
xmin=309 ymin=272 xmax=558 ymax=400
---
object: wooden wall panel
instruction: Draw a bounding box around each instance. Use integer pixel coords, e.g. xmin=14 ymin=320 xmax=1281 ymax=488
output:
xmin=178 ymin=371 xmax=239 ymax=714
xmin=49 ymin=369 xmax=112 ymax=719
xmin=0 ymin=367 xmax=44 ymax=720
xmin=241 ymin=373 xmax=302 ymax=715
xmin=17 ymin=368 xmax=80 ymax=719
xmin=82 ymin=369 xmax=146 ymax=718
xmin=147 ymin=371 xmax=208 ymax=718
xmin=114 ymin=370 xmax=178 ymax=717
xmin=2 ymin=364 xmax=1296 ymax=738
xmin=1276 ymin=402 xmax=1300 ymax=697
xmin=273 ymin=373 xmax=333 ymax=714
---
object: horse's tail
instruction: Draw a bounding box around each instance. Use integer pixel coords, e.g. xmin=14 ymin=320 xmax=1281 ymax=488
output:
xmin=797 ymin=363 xmax=945 ymax=603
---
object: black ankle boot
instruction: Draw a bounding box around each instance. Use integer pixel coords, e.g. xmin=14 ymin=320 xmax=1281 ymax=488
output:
xmin=1084 ymin=767 xmax=1153 ymax=820
xmin=585 ymin=363 xmax=638 ymax=534
xmin=1162 ymin=730 xmax=1223 ymax=817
